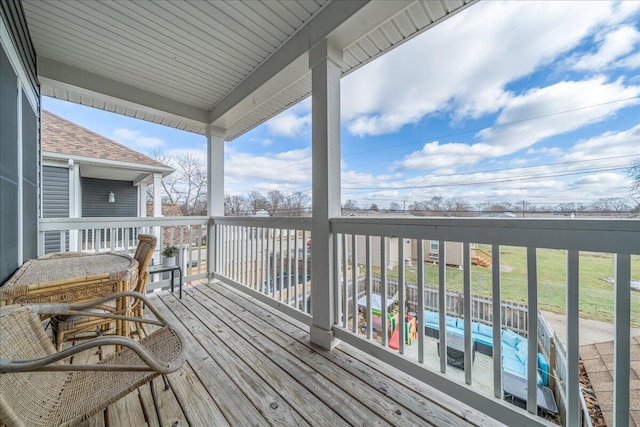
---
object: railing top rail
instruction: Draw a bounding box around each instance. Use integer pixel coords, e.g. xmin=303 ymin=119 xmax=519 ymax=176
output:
xmin=331 ymin=217 xmax=640 ymax=254
xmin=39 ymin=216 xmax=209 ymax=231
xmin=212 ymin=216 xmax=312 ymax=230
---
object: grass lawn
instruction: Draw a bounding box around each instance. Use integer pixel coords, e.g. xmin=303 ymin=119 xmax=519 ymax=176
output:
xmin=372 ymin=245 xmax=640 ymax=327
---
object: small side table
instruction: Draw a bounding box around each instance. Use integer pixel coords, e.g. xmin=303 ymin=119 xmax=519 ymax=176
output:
xmin=148 ymin=264 xmax=183 ymax=299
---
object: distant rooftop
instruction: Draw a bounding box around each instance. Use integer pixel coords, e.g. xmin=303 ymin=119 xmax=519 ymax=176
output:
xmin=42 ymin=110 xmax=172 ymax=172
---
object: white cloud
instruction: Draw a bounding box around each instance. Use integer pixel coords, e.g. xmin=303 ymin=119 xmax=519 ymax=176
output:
xmin=225 ymin=148 xmax=311 ymax=189
xmin=266 ymin=100 xmax=312 ymax=138
xmin=476 ymin=77 xmax=640 ymax=148
xmin=573 ymin=25 xmax=640 ymax=71
xmin=562 ymin=124 xmax=640 ymax=162
xmin=344 ymin=123 xmax=639 ymax=205
xmin=113 ymin=128 xmax=165 ymax=148
xmin=342 ymin=1 xmax=638 ymax=137
xmin=396 ymin=77 xmax=640 ymax=171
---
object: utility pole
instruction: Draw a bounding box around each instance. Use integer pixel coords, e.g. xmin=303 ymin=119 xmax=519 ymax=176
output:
xmin=522 ymin=200 xmax=525 ymax=218
xmin=403 ymin=200 xmax=406 ymax=212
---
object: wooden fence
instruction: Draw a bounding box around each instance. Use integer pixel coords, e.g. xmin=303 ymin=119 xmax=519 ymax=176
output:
xmin=348 ymin=276 xmax=530 ymax=336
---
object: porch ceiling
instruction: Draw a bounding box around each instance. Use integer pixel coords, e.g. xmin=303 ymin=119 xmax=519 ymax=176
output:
xmin=22 ymin=0 xmax=475 ymax=140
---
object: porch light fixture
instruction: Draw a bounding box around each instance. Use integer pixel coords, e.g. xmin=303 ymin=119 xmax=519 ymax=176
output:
xmin=108 ymin=191 xmax=115 ymax=203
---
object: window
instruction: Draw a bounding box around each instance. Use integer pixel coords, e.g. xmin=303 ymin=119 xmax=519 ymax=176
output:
xmin=430 ymin=241 xmax=439 ymax=251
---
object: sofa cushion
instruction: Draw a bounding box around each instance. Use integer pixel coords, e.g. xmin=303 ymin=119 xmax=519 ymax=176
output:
xmin=424 ymin=310 xmax=439 ymax=325
xmin=474 ymin=332 xmax=493 ymax=347
xmin=477 ymin=323 xmax=493 ymax=338
xmin=502 ymin=356 xmax=525 ymax=377
xmin=516 ymin=344 xmax=529 ymax=364
xmin=502 ymin=345 xmax=520 ymax=362
xmin=538 ymin=353 xmax=550 ymax=386
xmin=471 ymin=322 xmax=480 ymax=334
xmin=446 ymin=316 xmax=457 ymax=328
xmin=501 ymin=329 xmax=521 ymax=349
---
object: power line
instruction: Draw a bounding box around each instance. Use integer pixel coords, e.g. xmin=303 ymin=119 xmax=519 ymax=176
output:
xmin=342 ymin=165 xmax=627 ymax=191
xmin=345 ymin=154 xmax=637 ymax=185
xmin=342 ymin=96 xmax=640 ymax=158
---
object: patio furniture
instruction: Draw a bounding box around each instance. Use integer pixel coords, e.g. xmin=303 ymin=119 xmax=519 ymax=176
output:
xmin=0 ymin=291 xmax=185 ymax=427
xmin=50 ymin=234 xmax=156 ymax=346
xmin=502 ymin=372 xmax=558 ymax=415
xmin=0 ymin=252 xmax=138 ymax=349
xmin=148 ymin=264 xmax=183 ymax=299
xmin=129 ymin=234 xmax=157 ymax=335
xmin=437 ymin=333 xmax=476 ymax=368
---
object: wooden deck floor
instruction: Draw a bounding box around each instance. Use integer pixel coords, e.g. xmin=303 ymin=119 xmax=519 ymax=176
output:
xmin=79 ymin=282 xmax=503 ymax=427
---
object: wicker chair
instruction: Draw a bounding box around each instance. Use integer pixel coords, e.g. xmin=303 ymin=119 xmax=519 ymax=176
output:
xmin=0 ymin=291 xmax=184 ymax=427
xmin=51 ymin=234 xmax=157 ymax=348
xmin=130 ymin=234 xmax=157 ymax=337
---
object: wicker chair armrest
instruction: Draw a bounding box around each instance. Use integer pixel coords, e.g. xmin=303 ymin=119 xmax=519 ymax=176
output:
xmin=0 ymin=326 xmax=184 ymax=374
xmin=26 ymin=291 xmax=169 ymax=327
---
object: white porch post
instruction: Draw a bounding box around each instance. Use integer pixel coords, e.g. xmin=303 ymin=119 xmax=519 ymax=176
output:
xmin=137 ymin=182 xmax=148 ymax=217
xmin=151 ymin=172 xmax=163 ymax=250
xmin=309 ymin=39 xmax=342 ymax=350
xmin=68 ymin=159 xmax=80 ymax=251
xmin=207 ymin=125 xmax=225 ymax=280
xmin=152 ymin=173 xmax=163 ymax=218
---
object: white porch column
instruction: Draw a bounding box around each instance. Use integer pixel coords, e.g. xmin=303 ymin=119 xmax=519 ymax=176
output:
xmin=207 ymin=125 xmax=225 ymax=279
xmin=137 ymin=182 xmax=148 ymax=217
xmin=309 ymin=39 xmax=342 ymax=350
xmin=68 ymin=159 xmax=81 ymax=251
xmin=152 ymin=173 xmax=163 ymax=217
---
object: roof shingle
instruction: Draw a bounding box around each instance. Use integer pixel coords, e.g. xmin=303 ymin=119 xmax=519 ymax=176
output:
xmin=42 ymin=110 xmax=170 ymax=169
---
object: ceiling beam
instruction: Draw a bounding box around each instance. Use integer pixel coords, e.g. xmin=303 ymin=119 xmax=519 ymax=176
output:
xmin=38 ymin=57 xmax=210 ymax=126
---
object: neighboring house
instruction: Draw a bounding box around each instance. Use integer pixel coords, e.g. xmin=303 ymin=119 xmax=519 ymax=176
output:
xmin=41 ymin=111 xmax=174 ymax=252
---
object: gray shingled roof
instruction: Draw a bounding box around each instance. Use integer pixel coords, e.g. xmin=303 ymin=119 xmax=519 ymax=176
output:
xmin=42 ymin=110 xmax=171 ymax=171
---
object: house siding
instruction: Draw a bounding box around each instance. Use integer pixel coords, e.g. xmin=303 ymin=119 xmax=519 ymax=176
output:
xmin=42 ymin=165 xmax=69 ymax=253
xmin=0 ymin=45 xmax=19 ymax=282
xmin=0 ymin=0 xmax=38 ymax=102
xmin=81 ymin=177 xmax=137 ymax=217
xmin=22 ymin=91 xmax=38 ymax=260
xmin=0 ymin=0 xmax=39 ymax=282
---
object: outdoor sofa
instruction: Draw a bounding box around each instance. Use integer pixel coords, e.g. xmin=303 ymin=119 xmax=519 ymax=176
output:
xmin=424 ymin=310 xmax=550 ymax=386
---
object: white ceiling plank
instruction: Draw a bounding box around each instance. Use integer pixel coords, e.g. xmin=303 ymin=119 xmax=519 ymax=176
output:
xmin=210 ymin=0 xmax=368 ymax=125
xmin=24 ymin=5 xmax=235 ymax=98
xmin=39 ymin=57 xmax=209 ymax=126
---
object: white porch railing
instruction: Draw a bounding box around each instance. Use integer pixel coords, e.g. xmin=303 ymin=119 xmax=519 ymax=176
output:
xmin=211 ymin=217 xmax=313 ymax=326
xmin=330 ymin=217 xmax=638 ymax=427
xmin=38 ymin=216 xmax=209 ymax=291
xmin=38 ymin=215 xmax=638 ymax=426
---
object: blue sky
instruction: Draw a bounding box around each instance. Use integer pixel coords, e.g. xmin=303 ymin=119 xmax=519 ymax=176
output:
xmin=43 ymin=1 xmax=640 ymax=209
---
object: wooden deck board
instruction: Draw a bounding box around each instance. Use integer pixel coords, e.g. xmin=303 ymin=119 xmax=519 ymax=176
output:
xmin=201 ymin=284 xmax=476 ymax=427
xmin=82 ymin=282 xmax=501 ymax=426
xmin=176 ymin=286 xmax=384 ymax=426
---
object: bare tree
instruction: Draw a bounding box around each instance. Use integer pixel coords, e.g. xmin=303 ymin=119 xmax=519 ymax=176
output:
xmin=627 ymin=158 xmax=640 ymax=202
xmin=590 ymin=197 xmax=630 ymax=212
xmin=444 ymin=197 xmax=471 ymax=212
xmin=147 ymin=149 xmax=207 ymax=215
xmin=266 ymin=190 xmax=285 ymax=216
xmin=408 ymin=201 xmax=425 ymax=212
xmin=284 ymin=191 xmax=311 ymax=216
xmin=225 ymin=194 xmax=247 ymax=215
xmin=426 ymin=196 xmax=444 ymax=211
xmin=247 ymin=191 xmax=269 ymax=214
xmin=389 ymin=202 xmax=401 ymax=212
xmin=343 ymin=199 xmax=359 ymax=211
